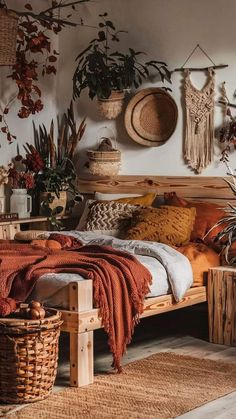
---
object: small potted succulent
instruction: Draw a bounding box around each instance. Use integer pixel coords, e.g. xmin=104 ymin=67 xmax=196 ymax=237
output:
xmin=73 ymin=13 xmax=171 ymax=119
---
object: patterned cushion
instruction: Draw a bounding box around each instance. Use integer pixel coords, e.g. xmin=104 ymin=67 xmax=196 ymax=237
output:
xmin=85 ymin=201 xmax=140 ymax=237
xmin=125 ymin=206 xmax=196 ymax=246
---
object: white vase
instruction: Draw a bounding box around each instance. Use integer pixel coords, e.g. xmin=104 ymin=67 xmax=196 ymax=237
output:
xmin=10 ymin=189 xmax=32 ymax=219
xmin=0 ymin=185 xmax=5 ymax=213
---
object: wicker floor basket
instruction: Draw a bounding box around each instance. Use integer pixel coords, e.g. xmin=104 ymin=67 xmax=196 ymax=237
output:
xmin=0 ymin=308 xmax=62 ymax=404
xmin=0 ymin=9 xmax=18 ymax=66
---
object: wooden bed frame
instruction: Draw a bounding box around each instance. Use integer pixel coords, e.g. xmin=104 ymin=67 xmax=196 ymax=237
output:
xmin=60 ymin=174 xmax=235 ymax=387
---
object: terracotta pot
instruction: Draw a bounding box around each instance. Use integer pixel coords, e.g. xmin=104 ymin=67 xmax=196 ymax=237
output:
xmin=40 ymin=191 xmax=67 ymax=216
xmin=97 ymin=91 xmax=125 ymax=120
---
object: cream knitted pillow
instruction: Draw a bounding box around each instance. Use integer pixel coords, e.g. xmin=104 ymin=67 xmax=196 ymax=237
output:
xmin=14 ymin=230 xmax=46 ymax=241
xmin=85 ymin=201 xmax=140 ymax=237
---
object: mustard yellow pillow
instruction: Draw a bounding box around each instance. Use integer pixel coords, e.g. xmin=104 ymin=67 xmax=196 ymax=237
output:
xmin=115 ymin=193 xmax=156 ymax=206
xmin=126 ymin=205 xmax=196 ymax=246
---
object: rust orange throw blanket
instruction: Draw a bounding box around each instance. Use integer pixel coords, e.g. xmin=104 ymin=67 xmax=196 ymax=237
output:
xmin=0 ymin=242 xmax=152 ymax=371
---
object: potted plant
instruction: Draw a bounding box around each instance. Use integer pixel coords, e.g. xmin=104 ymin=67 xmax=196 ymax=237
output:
xmin=16 ymin=103 xmax=86 ymax=228
xmin=73 ymin=13 xmax=171 ymax=119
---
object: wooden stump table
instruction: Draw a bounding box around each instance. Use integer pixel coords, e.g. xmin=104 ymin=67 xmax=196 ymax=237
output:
xmin=208 ymin=267 xmax=236 ymax=346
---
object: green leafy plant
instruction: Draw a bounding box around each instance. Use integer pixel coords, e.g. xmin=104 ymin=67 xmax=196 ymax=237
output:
xmin=73 ymin=13 xmax=171 ymax=100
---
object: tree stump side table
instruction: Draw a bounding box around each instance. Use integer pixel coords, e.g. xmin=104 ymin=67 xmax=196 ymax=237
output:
xmin=208 ymin=267 xmax=236 ymax=346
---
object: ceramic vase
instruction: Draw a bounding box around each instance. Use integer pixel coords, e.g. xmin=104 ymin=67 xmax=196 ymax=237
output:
xmin=10 ymin=189 xmax=32 ymax=219
xmin=0 ymin=185 xmax=5 ymax=213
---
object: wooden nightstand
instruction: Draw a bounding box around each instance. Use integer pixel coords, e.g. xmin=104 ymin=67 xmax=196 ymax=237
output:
xmin=208 ymin=266 xmax=236 ymax=346
xmin=0 ymin=214 xmax=79 ymax=240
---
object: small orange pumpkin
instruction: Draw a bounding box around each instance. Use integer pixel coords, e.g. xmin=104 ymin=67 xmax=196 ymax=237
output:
xmin=31 ymin=239 xmax=62 ymax=250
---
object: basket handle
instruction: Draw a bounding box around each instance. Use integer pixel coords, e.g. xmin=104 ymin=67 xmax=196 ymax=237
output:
xmin=96 ymin=126 xmax=117 ymax=150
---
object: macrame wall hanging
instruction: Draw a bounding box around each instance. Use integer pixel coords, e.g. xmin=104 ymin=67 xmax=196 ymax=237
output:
xmin=174 ymin=44 xmax=228 ymax=174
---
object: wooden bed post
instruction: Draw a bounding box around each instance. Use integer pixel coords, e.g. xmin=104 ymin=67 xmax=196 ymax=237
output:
xmin=69 ymin=280 xmax=94 ymax=387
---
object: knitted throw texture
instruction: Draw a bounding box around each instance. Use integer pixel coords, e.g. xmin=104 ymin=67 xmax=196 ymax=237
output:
xmin=0 ymin=242 xmax=152 ymax=371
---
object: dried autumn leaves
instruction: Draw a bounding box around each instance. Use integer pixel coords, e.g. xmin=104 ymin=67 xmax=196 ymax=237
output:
xmin=0 ymin=0 xmax=90 ymax=142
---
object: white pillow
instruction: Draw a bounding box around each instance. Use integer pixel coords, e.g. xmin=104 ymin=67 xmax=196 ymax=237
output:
xmin=94 ymin=192 xmax=141 ymax=201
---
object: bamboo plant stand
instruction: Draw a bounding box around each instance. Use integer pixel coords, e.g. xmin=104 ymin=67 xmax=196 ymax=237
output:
xmin=208 ymin=267 xmax=236 ymax=346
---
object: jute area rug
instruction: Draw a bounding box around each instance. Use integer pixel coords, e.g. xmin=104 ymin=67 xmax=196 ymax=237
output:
xmin=5 ymin=352 xmax=236 ymax=419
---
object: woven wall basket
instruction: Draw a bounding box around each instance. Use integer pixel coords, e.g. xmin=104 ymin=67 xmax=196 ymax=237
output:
xmin=97 ymin=91 xmax=125 ymax=120
xmin=125 ymin=88 xmax=178 ymax=147
xmin=87 ymin=149 xmax=121 ymax=176
xmin=0 ymin=8 xmax=18 ymax=66
xmin=0 ymin=308 xmax=62 ymax=404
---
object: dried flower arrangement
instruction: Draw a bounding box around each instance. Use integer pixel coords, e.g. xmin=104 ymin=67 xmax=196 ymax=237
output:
xmin=8 ymin=169 xmax=35 ymax=190
xmin=0 ymin=165 xmax=11 ymax=186
xmin=0 ymin=0 xmax=90 ymax=142
xmin=12 ymin=102 xmax=86 ymax=227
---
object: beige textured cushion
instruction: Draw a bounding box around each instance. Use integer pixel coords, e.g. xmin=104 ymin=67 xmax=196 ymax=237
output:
xmin=14 ymin=230 xmax=46 ymax=242
xmin=85 ymin=201 xmax=140 ymax=237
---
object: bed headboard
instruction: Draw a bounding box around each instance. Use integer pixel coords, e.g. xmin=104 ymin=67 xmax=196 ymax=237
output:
xmin=77 ymin=174 xmax=236 ymax=205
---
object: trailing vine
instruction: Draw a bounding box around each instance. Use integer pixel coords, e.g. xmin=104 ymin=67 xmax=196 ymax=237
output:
xmin=0 ymin=0 xmax=90 ymax=142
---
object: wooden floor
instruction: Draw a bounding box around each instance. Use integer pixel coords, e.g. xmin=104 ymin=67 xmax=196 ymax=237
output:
xmin=55 ymin=303 xmax=236 ymax=418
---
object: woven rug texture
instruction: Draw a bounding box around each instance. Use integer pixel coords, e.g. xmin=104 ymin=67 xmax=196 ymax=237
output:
xmin=4 ymin=352 xmax=236 ymax=419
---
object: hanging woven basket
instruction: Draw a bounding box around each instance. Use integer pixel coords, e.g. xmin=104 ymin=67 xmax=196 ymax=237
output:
xmin=0 ymin=8 xmax=18 ymax=66
xmin=87 ymin=127 xmax=121 ymax=176
xmin=97 ymin=91 xmax=125 ymax=120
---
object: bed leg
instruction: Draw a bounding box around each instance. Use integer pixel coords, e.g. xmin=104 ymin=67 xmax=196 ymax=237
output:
xmin=69 ymin=280 xmax=94 ymax=387
xmin=70 ymin=331 xmax=94 ymax=387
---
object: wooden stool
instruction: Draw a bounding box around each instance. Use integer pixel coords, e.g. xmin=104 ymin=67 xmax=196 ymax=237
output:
xmin=208 ymin=267 xmax=236 ymax=346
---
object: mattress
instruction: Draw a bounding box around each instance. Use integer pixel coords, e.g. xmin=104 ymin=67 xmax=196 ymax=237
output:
xmin=29 ymin=230 xmax=193 ymax=308
xmin=30 ymin=254 xmax=171 ymax=309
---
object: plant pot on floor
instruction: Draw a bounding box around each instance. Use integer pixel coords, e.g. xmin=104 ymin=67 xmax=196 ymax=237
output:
xmin=40 ymin=191 xmax=67 ymax=216
xmin=97 ymin=91 xmax=125 ymax=120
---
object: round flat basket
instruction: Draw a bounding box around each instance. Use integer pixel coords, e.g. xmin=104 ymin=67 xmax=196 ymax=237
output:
xmin=125 ymin=88 xmax=178 ymax=147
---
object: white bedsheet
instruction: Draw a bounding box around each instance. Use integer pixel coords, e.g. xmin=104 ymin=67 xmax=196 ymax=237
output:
xmin=30 ymin=231 xmax=193 ymax=309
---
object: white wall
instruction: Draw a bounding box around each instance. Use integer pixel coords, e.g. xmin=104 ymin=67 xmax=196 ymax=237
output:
xmin=58 ymin=0 xmax=236 ymax=176
xmin=1 ymin=0 xmax=236 ymax=177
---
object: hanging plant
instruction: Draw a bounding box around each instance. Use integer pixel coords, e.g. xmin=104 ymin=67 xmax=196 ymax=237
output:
xmin=73 ymin=13 xmax=171 ymax=119
xmin=0 ymin=0 xmax=90 ymax=143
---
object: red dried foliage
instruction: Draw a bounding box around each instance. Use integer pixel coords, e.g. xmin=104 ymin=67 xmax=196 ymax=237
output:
xmin=8 ymin=168 xmax=35 ymax=190
xmin=23 ymin=144 xmax=45 ymax=173
xmin=1 ymin=6 xmax=59 ymax=142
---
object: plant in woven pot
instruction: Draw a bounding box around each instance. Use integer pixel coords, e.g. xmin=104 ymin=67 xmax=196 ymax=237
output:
xmin=73 ymin=13 xmax=171 ymax=119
